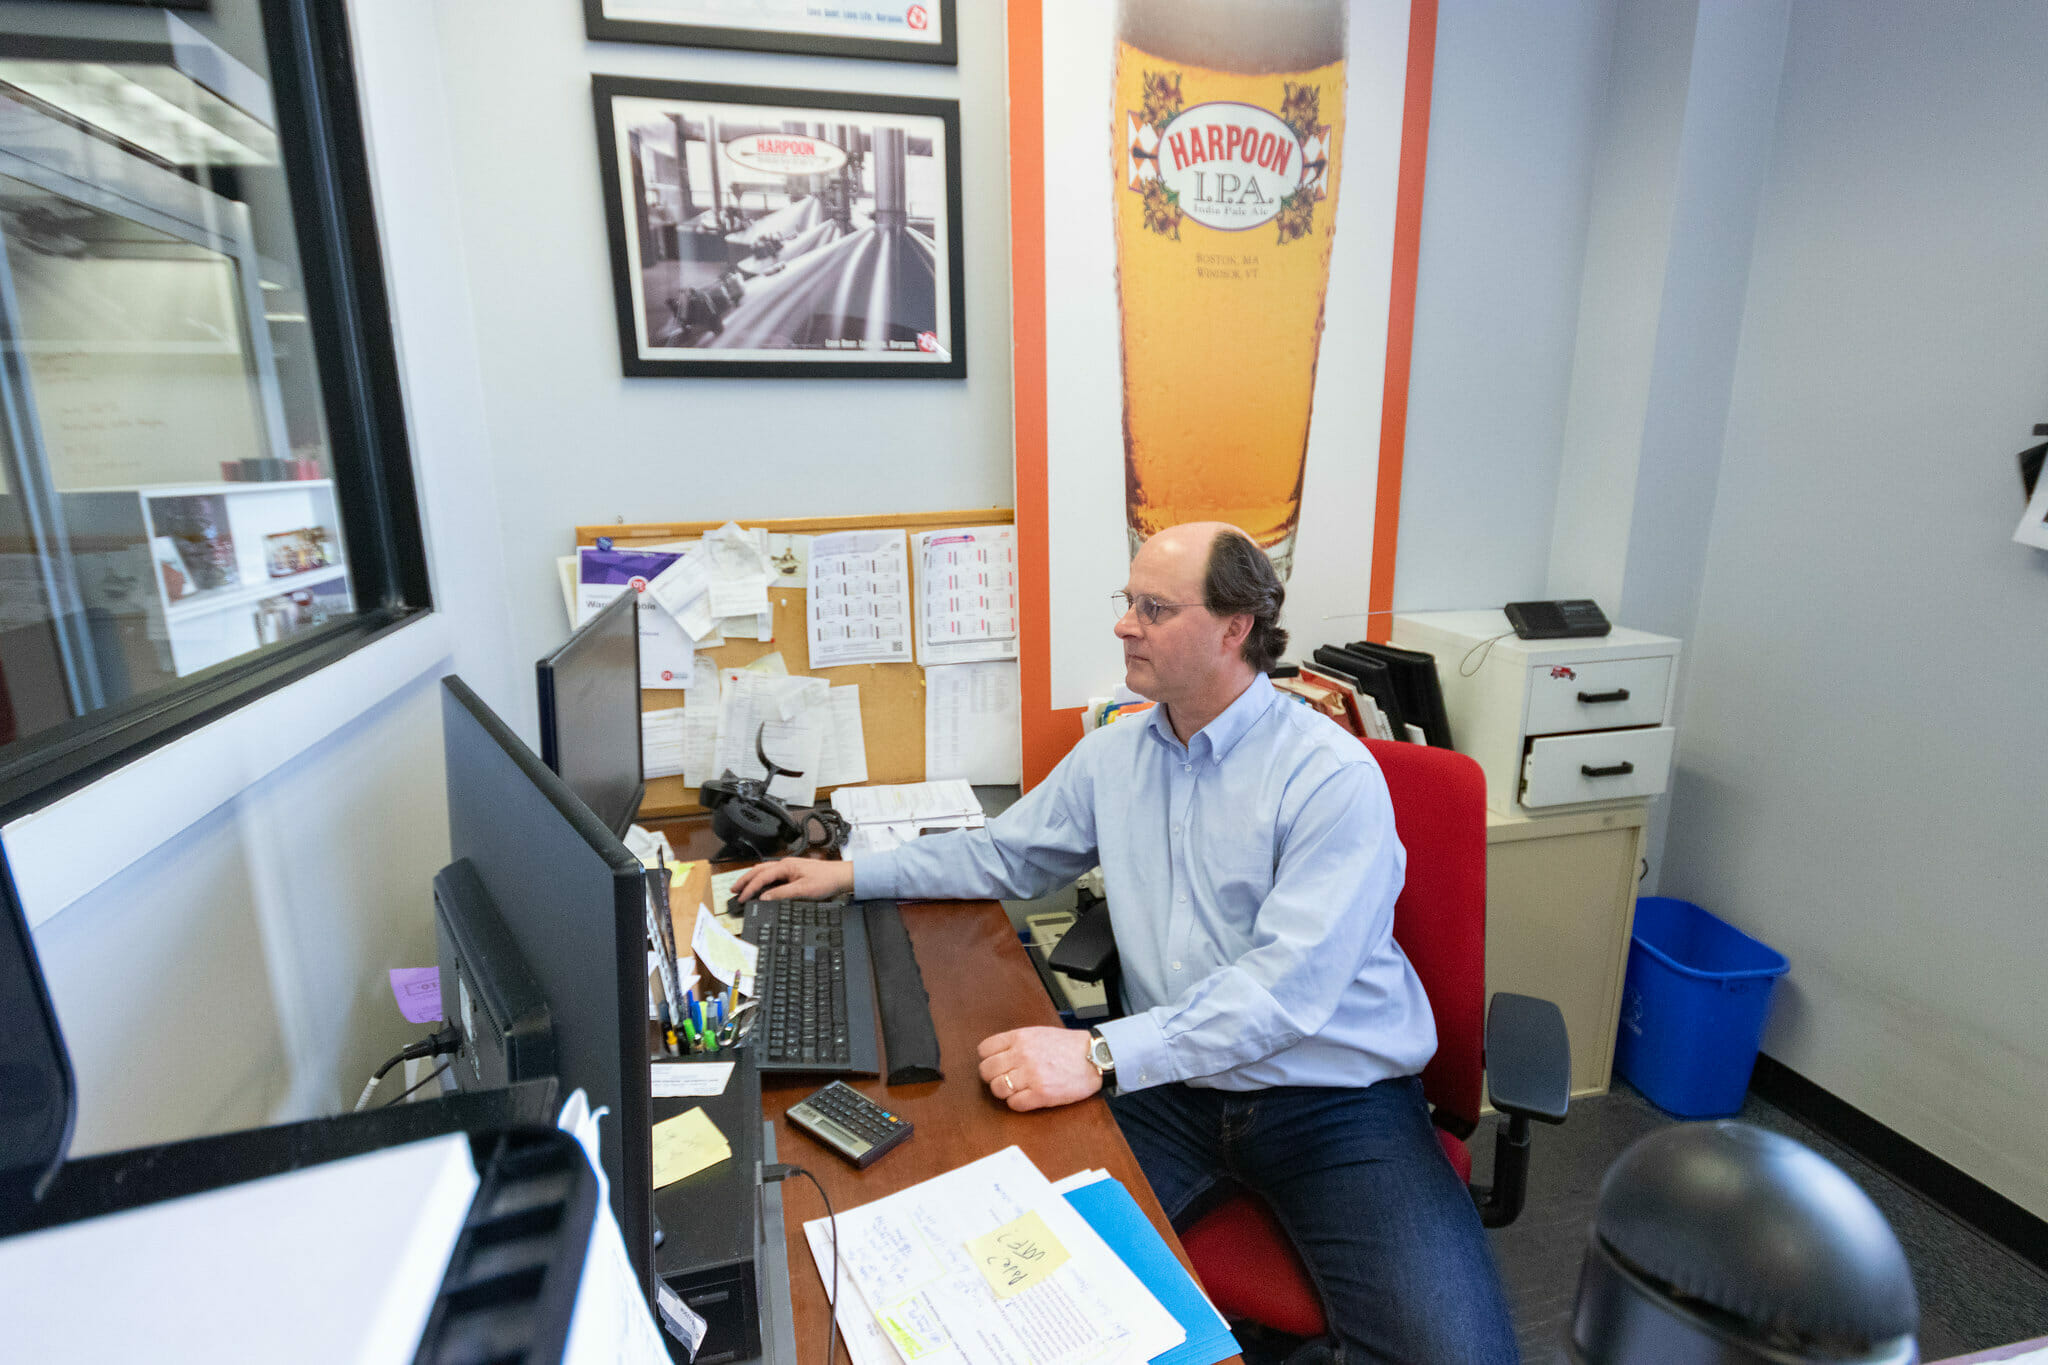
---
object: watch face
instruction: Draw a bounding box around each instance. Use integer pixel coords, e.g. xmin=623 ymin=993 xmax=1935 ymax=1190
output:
xmin=1089 ymin=1034 xmax=1114 ymax=1070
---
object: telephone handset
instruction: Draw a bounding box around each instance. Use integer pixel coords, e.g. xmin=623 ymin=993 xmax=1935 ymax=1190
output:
xmin=699 ymin=725 xmax=851 ymax=861
xmin=1504 ymin=600 xmax=1611 ymax=640
xmin=698 ymin=725 xmax=809 ymax=860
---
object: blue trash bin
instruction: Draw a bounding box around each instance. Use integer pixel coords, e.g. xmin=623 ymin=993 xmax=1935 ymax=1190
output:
xmin=1614 ymin=897 xmax=1790 ymax=1118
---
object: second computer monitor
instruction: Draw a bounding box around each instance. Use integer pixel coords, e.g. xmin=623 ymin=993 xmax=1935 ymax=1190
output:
xmin=537 ymin=588 xmax=643 ymax=839
xmin=440 ymin=675 xmax=654 ymax=1297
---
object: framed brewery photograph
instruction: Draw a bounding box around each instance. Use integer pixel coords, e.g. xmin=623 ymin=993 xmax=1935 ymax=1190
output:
xmin=583 ymin=0 xmax=957 ymax=66
xmin=593 ymin=77 xmax=966 ymax=379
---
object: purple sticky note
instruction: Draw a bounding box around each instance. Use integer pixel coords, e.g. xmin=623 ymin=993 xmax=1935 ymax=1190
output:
xmin=390 ymin=967 xmax=443 ymax=1023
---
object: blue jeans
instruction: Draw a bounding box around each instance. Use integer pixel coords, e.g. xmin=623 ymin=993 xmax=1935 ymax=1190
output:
xmin=1110 ymin=1076 xmax=1517 ymax=1365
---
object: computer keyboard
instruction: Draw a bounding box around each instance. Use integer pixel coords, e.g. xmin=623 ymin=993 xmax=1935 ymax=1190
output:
xmin=739 ymin=898 xmax=880 ymax=1076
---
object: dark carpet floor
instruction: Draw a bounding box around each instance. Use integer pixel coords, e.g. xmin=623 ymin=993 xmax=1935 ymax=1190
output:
xmin=1475 ymin=1080 xmax=2048 ymax=1362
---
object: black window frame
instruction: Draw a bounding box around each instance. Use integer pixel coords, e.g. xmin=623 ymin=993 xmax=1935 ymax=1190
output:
xmin=0 ymin=0 xmax=431 ymax=819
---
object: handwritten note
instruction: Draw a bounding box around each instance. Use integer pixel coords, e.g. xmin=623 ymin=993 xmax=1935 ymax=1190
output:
xmin=691 ymin=906 xmax=758 ymax=988
xmin=388 ymin=967 xmax=443 ymax=1023
xmin=651 ymin=1061 xmax=735 ymax=1098
xmin=967 ymin=1210 xmax=1071 ymax=1299
xmin=877 ymin=1292 xmax=950 ymax=1360
xmin=651 ymin=1108 xmax=731 ymax=1189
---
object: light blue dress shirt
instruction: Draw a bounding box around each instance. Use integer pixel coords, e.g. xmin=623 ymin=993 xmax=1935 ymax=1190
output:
xmin=853 ymin=674 xmax=1437 ymax=1094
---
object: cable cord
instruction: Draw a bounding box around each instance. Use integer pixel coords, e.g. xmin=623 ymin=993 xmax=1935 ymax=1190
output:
xmin=353 ymin=1027 xmax=460 ymax=1112
xmin=380 ymin=1061 xmax=452 ymax=1108
xmin=766 ymin=1164 xmax=840 ymax=1365
xmin=1459 ymin=630 xmax=1515 ymax=677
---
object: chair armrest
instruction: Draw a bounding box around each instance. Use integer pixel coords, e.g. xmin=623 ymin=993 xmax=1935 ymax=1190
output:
xmin=1046 ymin=901 xmax=1118 ymax=984
xmin=1484 ymin=992 xmax=1570 ymax=1124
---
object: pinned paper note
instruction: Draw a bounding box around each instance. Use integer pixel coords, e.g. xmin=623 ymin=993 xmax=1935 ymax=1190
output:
xmin=389 ymin=967 xmax=442 ymax=1023
xmin=704 ymin=522 xmax=772 ymax=618
xmin=692 ymin=905 xmax=759 ymax=987
xmin=968 ymin=1210 xmax=1071 ymax=1299
xmin=579 ymin=547 xmax=696 ymax=687
xmin=648 ymin=548 xmax=712 ymax=632
xmin=651 ymin=1107 xmax=731 ymax=1188
xmin=642 ymin=706 xmax=686 ymax=779
xmin=809 ymin=529 xmax=913 ymax=667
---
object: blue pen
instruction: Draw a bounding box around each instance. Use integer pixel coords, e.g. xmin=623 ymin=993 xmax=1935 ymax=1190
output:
xmin=715 ymin=998 xmax=726 ymax=1030
xmin=684 ymin=988 xmax=698 ymax=1020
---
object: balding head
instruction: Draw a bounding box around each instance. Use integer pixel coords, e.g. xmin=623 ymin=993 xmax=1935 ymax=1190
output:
xmin=1193 ymin=526 xmax=1289 ymax=671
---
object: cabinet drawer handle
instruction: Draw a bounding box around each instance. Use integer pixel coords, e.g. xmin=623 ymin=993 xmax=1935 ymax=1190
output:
xmin=1580 ymin=761 xmax=1635 ymax=778
xmin=1577 ymin=688 xmax=1631 ymax=704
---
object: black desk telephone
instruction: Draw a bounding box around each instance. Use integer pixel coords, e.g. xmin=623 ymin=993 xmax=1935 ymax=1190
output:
xmin=1504 ymin=600 xmax=1611 ymax=640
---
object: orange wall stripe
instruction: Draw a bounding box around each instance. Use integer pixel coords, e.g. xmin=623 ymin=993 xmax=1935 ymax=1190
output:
xmin=1366 ymin=0 xmax=1439 ymax=644
xmin=1008 ymin=0 xmax=1078 ymax=789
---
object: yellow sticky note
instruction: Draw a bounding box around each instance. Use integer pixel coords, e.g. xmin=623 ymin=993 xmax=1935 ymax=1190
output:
xmin=967 ymin=1210 xmax=1071 ymax=1299
xmin=651 ymin=1107 xmax=731 ymax=1189
xmin=877 ymin=1303 xmax=946 ymax=1361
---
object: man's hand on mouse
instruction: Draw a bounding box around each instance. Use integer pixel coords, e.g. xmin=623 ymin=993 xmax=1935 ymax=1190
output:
xmin=728 ymin=857 xmax=855 ymax=903
xmin=977 ymin=1027 xmax=1100 ymax=1111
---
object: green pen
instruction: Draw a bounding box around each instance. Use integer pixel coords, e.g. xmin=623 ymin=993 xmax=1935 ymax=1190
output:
xmin=681 ymin=1018 xmax=701 ymax=1052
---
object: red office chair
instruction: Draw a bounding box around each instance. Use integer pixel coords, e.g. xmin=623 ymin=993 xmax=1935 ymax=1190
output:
xmin=1051 ymin=739 xmax=1570 ymax=1341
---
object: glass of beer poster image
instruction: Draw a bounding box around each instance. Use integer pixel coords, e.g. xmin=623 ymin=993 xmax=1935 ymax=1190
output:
xmin=1115 ymin=0 xmax=1345 ymax=580
xmin=593 ymin=78 xmax=966 ymax=378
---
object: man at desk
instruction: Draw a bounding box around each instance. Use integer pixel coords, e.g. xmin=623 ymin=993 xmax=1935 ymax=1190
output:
xmin=732 ymin=523 xmax=1516 ymax=1364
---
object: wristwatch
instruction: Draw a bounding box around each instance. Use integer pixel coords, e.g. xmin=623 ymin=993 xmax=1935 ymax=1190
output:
xmin=1086 ymin=1028 xmax=1116 ymax=1085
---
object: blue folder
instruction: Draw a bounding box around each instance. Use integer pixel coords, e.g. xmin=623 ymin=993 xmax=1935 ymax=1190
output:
xmin=1062 ymin=1177 xmax=1241 ymax=1365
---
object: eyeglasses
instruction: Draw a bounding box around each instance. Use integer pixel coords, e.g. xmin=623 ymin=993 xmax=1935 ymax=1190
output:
xmin=1111 ymin=591 xmax=1198 ymax=625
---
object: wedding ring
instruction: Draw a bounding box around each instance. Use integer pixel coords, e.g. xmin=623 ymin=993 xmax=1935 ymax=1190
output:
xmin=1001 ymin=1072 xmax=1015 ymax=1097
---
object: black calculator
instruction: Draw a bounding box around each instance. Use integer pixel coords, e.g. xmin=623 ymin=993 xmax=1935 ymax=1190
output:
xmin=786 ymin=1081 xmax=914 ymax=1169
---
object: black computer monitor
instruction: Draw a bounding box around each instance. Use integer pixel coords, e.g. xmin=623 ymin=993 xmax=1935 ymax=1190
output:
xmin=0 ymin=842 xmax=75 ymax=1215
xmin=537 ymin=589 xmax=644 ymax=839
xmin=439 ymin=675 xmax=655 ymax=1296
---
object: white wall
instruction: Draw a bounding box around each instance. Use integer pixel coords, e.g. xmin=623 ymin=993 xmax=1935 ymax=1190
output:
xmin=424 ymin=0 xmax=1016 ymax=691
xmin=1392 ymin=0 xmax=1615 ymax=611
xmin=1661 ymin=1 xmax=2048 ymax=1217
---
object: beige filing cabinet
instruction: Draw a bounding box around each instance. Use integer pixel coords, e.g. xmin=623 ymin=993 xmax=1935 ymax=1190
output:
xmin=1487 ymin=804 xmax=1647 ymax=1097
xmin=1392 ymin=611 xmax=1679 ymax=1095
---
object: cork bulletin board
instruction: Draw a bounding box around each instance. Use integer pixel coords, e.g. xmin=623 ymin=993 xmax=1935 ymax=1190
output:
xmin=575 ymin=508 xmax=1015 ymax=818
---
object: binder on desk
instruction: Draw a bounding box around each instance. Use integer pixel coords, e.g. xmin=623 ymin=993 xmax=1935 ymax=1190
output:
xmin=1342 ymin=640 xmax=1454 ymax=750
xmin=1310 ymin=647 xmax=1409 ymax=741
xmin=1062 ymin=1176 xmax=1240 ymax=1365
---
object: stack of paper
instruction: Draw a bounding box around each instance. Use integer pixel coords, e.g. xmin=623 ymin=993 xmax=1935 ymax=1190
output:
xmin=832 ymin=780 xmax=985 ymax=857
xmin=803 ymin=1147 xmax=1222 ymax=1365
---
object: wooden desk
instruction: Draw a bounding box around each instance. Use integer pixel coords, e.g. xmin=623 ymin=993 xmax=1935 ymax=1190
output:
xmin=648 ymin=816 xmax=1224 ymax=1365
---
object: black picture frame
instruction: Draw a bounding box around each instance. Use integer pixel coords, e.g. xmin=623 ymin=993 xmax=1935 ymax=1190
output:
xmin=593 ymin=76 xmax=966 ymax=380
xmin=582 ymin=0 xmax=956 ymax=66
